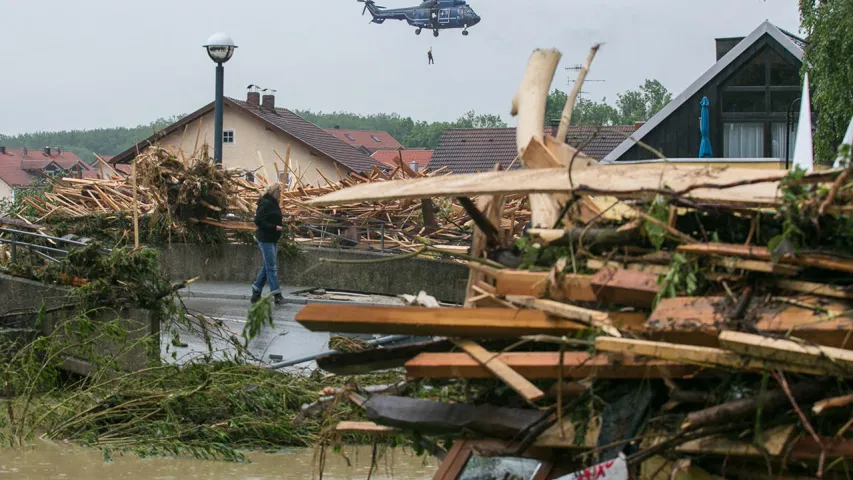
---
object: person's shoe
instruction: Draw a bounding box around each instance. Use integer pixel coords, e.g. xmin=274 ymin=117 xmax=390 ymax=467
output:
xmin=273 ymin=294 xmax=285 ymax=305
xmin=250 ymin=290 xmax=261 ymax=304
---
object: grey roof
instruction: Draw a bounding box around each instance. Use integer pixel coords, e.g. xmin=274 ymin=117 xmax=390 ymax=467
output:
xmin=111 ymin=98 xmax=378 ymax=174
xmin=603 ymin=21 xmax=805 ymax=163
xmin=430 ymin=126 xmax=636 ymax=175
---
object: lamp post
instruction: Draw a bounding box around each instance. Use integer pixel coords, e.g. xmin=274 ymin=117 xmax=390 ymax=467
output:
xmin=203 ymin=33 xmax=237 ymax=166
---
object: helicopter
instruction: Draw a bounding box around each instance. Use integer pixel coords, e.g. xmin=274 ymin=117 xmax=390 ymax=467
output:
xmin=357 ymin=0 xmax=481 ymax=37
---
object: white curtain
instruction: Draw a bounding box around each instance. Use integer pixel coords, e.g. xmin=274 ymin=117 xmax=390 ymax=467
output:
xmin=723 ymin=123 xmax=763 ymax=157
xmin=771 ymin=122 xmax=796 ymax=159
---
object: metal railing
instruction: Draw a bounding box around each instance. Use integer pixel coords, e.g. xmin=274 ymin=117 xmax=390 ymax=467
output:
xmin=0 ymin=227 xmax=91 ymax=264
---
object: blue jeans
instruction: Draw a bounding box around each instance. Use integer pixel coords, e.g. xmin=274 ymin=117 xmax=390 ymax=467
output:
xmin=252 ymin=241 xmax=281 ymax=295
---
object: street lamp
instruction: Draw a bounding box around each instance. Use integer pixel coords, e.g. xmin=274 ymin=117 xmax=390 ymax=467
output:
xmin=203 ymin=32 xmax=237 ymax=166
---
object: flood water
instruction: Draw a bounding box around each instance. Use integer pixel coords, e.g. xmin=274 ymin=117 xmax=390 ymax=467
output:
xmin=0 ymin=441 xmax=437 ymax=480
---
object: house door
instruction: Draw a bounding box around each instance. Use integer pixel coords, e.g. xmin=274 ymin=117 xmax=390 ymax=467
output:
xmin=438 ymin=8 xmax=450 ymax=24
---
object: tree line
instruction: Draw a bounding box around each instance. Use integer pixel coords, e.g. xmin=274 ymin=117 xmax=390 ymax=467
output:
xmin=0 ymin=81 xmax=675 ymax=164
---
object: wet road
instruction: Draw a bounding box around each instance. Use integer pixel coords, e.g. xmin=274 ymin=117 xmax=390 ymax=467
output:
xmin=165 ymin=297 xmax=331 ymax=371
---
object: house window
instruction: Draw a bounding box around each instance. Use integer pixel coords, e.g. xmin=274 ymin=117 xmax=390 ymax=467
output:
xmin=223 ymin=130 xmax=235 ymax=145
xmin=371 ymin=135 xmax=381 ymax=142
xmin=771 ymin=122 xmax=797 ymax=159
xmin=719 ymin=47 xmax=801 ymax=158
xmin=409 ymin=161 xmax=419 ymax=172
xmin=457 ymin=454 xmax=542 ymax=480
xmin=344 ymin=134 xmax=356 ymax=141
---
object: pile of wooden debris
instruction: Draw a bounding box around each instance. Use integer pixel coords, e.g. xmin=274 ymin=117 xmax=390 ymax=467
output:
xmin=7 ymin=146 xmax=533 ymax=253
xmin=284 ymin=47 xmax=853 ymax=479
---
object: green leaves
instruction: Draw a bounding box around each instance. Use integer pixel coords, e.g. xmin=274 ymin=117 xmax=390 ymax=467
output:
xmin=654 ymin=252 xmax=699 ymax=308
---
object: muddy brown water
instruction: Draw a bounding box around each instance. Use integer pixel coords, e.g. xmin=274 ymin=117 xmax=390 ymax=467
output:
xmin=0 ymin=441 xmax=437 ymax=479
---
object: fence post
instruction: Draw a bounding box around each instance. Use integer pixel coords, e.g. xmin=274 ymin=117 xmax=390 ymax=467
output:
xmin=10 ymin=232 xmax=17 ymax=264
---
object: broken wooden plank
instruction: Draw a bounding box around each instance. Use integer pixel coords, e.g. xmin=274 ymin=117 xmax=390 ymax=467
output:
xmin=452 ymin=339 xmax=545 ymax=403
xmin=586 ymin=259 xmax=669 ymax=276
xmin=647 ymin=296 xmax=853 ymax=349
xmin=335 ymin=421 xmax=400 ymax=434
xmin=491 ymin=268 xmax=597 ymax=302
xmin=590 ymin=268 xmax=660 ymax=308
xmin=718 ymin=330 xmax=853 ymax=377
xmin=306 ymin=165 xmax=832 ymax=207
xmin=678 ymin=242 xmax=853 ymax=274
xmin=772 ymin=279 xmax=853 ymax=300
xmin=710 ymin=257 xmax=801 ymax=276
xmin=405 ymin=352 xmax=699 ymax=379
xmin=595 ymin=337 xmax=826 ymax=375
xmin=676 ymin=424 xmax=795 ymax=457
xmin=813 ymin=392 xmax=853 ymax=415
xmin=294 ymin=304 xmax=589 ymax=337
xmin=504 ymin=295 xmax=621 ymax=337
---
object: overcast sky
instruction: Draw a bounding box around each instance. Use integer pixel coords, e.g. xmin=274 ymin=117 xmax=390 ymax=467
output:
xmin=1 ymin=0 xmax=800 ymax=135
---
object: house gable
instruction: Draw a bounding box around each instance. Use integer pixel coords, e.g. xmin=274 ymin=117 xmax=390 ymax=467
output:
xmin=604 ymin=21 xmax=804 ymax=162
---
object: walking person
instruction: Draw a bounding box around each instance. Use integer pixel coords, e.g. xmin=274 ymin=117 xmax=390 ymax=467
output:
xmin=251 ymin=184 xmax=285 ymax=305
xmin=428 ymin=47 xmax=434 ymax=65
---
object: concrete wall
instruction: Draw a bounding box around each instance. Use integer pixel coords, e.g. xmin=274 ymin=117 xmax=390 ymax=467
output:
xmin=159 ymin=106 xmax=344 ymax=188
xmin=0 ymin=274 xmax=158 ymax=374
xmin=158 ymin=244 xmax=468 ymax=304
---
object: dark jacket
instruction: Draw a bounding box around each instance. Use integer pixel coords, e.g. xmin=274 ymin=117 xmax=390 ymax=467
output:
xmin=254 ymin=193 xmax=283 ymax=243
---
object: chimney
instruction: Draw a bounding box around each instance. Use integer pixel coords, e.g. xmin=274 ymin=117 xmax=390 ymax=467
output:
xmin=334 ymin=125 xmax=340 ymax=129
xmin=0 ymin=146 xmax=5 ymax=154
xmin=634 ymin=121 xmax=645 ymax=130
xmin=715 ymin=37 xmax=744 ymax=61
xmin=56 ymin=147 xmax=61 ymax=155
xmin=22 ymin=147 xmax=28 ymax=156
xmin=247 ymin=91 xmax=261 ymax=107
xmin=261 ymin=94 xmax=275 ymax=111
xmin=44 ymin=146 xmax=51 ymax=156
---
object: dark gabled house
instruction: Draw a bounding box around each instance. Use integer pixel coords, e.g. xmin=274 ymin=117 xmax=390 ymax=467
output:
xmin=604 ymin=21 xmax=806 ymax=164
xmin=429 ymin=125 xmax=637 ymax=175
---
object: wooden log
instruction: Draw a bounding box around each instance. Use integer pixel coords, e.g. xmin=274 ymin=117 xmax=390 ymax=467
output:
xmin=405 ymin=351 xmax=699 ymax=379
xmin=647 ymin=296 xmax=853 ymax=349
xmin=812 ymin=392 xmax=853 ymax=415
xmin=335 ymin=421 xmax=400 ymax=434
xmin=678 ymin=242 xmax=853 ymax=274
xmin=595 ymin=337 xmax=826 ymax=376
xmin=590 ymin=268 xmax=660 ymax=308
xmin=681 ymin=381 xmax=826 ymax=430
xmin=452 ymin=339 xmax=545 ymax=403
xmin=718 ymin=330 xmax=853 ymax=377
xmin=527 ymin=226 xmax=640 ymax=248
xmin=676 ymin=424 xmax=795 ymax=457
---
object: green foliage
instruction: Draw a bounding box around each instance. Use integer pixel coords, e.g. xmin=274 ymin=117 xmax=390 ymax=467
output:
xmin=644 ymin=195 xmax=671 ymax=250
xmin=544 ymin=79 xmax=672 ymax=127
xmin=0 ymin=115 xmax=185 ymax=164
xmin=296 ymin=109 xmax=506 ymax=149
xmin=799 ymin=0 xmax=853 ymax=163
xmin=654 ymin=252 xmax=699 ymax=308
xmin=512 ymin=236 xmax=570 ymax=271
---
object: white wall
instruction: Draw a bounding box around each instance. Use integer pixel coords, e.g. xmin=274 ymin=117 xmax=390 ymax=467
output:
xmin=159 ymin=105 xmax=346 ymax=188
xmin=0 ymin=180 xmax=13 ymax=202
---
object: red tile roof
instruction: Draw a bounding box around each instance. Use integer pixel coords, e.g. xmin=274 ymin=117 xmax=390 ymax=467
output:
xmin=0 ymin=148 xmax=91 ymax=187
xmin=370 ymin=149 xmax=433 ymax=170
xmin=325 ymin=129 xmax=403 ymax=152
xmin=429 ymin=126 xmax=638 ymax=175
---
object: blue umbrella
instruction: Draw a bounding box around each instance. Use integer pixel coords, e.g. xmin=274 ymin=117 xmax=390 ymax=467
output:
xmin=699 ymin=97 xmax=713 ymax=158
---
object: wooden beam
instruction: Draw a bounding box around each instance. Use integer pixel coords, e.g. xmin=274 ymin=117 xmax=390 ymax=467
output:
xmin=452 ymin=339 xmax=545 ymax=403
xmin=491 ymin=269 xmax=597 ymax=303
xmin=306 ymin=165 xmax=832 ymax=207
xmin=813 ymin=392 xmax=853 ymax=415
xmin=647 ymin=296 xmax=853 ymax=349
xmin=595 ymin=337 xmax=826 ymax=375
xmin=590 ymin=268 xmax=660 ymax=308
xmin=335 ymin=421 xmax=400 ymax=434
xmin=710 ymin=257 xmax=801 ymax=276
xmin=586 ymin=259 xmax=669 ymax=276
xmin=676 ymin=425 xmax=795 ymax=457
xmin=678 ymin=242 xmax=853 ymax=274
xmin=504 ymin=295 xmax=621 ymax=337
xmin=718 ymin=330 xmax=853 ymax=377
xmin=405 ymin=351 xmax=699 ymax=379
xmin=295 ymin=304 xmax=591 ymax=338
xmin=772 ymin=278 xmax=853 ymax=300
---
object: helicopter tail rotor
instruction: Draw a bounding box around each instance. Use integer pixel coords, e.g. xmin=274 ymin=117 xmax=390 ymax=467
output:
xmin=358 ymin=0 xmax=384 ymax=17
